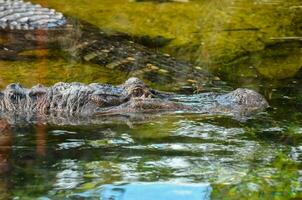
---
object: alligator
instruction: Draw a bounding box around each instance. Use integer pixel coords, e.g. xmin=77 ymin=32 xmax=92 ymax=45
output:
xmin=0 ymin=77 xmax=268 ymax=125
xmin=0 ymin=0 xmax=215 ymax=91
xmin=0 ymin=1 xmax=269 ymax=124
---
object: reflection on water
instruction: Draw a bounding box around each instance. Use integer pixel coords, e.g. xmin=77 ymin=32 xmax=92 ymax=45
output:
xmin=0 ymin=119 xmax=11 ymax=199
xmin=1 ymin=94 xmax=302 ymax=199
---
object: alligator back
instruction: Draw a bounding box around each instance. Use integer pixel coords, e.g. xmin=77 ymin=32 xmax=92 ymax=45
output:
xmin=0 ymin=0 xmax=221 ymax=91
xmin=0 ymin=0 xmax=75 ymax=59
xmin=0 ymin=0 xmax=66 ymax=30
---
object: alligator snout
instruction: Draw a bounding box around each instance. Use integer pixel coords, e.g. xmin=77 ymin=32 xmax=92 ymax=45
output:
xmin=215 ymin=88 xmax=269 ymax=117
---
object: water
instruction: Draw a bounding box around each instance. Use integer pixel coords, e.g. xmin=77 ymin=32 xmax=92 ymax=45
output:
xmin=2 ymin=109 xmax=302 ymax=199
xmin=0 ymin=0 xmax=302 ymax=199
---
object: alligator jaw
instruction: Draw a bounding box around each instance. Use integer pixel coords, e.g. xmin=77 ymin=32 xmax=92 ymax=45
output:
xmin=93 ymin=97 xmax=192 ymax=116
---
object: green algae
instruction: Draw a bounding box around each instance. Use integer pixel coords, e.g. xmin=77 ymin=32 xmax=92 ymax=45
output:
xmin=212 ymin=154 xmax=302 ymax=200
xmin=0 ymin=58 xmax=126 ymax=88
xmin=31 ymin=0 xmax=302 ymax=82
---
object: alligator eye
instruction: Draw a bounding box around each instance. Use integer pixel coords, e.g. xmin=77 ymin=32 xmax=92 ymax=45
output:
xmin=131 ymin=87 xmax=145 ymax=97
xmin=129 ymin=86 xmax=153 ymax=99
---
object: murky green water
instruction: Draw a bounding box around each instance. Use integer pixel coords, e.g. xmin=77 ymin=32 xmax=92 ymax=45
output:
xmin=0 ymin=0 xmax=302 ymax=199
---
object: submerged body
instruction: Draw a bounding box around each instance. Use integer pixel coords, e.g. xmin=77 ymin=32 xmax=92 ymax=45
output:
xmin=0 ymin=78 xmax=268 ymax=123
xmin=0 ymin=1 xmax=268 ymax=123
xmin=0 ymin=0 xmax=213 ymax=89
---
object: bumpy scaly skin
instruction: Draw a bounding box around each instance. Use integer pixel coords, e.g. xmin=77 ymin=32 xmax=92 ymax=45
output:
xmin=0 ymin=0 xmax=66 ymax=30
xmin=0 ymin=0 xmax=215 ymax=89
xmin=0 ymin=2 xmax=269 ymax=122
xmin=0 ymin=78 xmax=269 ymax=122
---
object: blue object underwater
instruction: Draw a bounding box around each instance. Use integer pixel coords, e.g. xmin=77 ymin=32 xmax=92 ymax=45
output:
xmin=73 ymin=182 xmax=212 ymax=200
